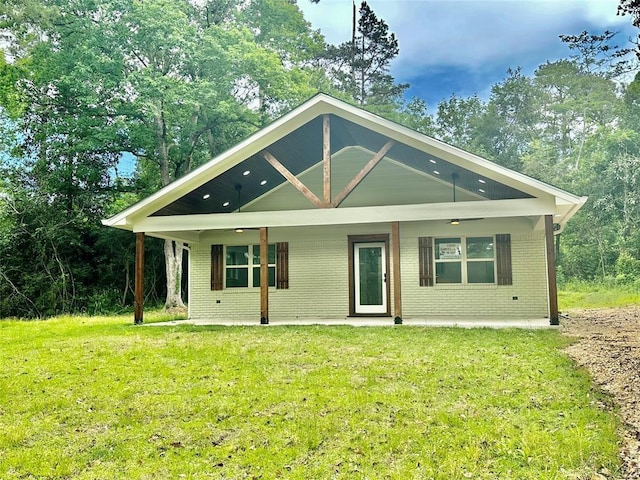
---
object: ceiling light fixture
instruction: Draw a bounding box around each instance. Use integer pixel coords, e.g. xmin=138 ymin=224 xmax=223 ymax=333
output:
xmin=433 ymin=170 xmax=440 ymax=175
xmin=203 ymin=194 xmax=210 ymax=200
xmin=478 ymin=179 xmax=486 ymax=184
xmin=429 ymin=159 xmax=437 ymax=164
xmin=243 ymin=170 xmax=250 ymax=176
xmin=260 ymin=180 xmax=267 ymax=186
xmin=222 ymin=201 xmax=230 ymax=207
xmin=448 ymin=173 xmax=483 ymax=225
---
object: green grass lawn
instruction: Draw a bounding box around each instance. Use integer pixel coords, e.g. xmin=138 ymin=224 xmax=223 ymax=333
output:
xmin=559 ymin=281 xmax=640 ymax=310
xmin=0 ymin=315 xmax=621 ymax=479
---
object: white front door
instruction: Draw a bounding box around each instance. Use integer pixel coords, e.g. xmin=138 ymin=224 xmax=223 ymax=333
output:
xmin=354 ymin=242 xmax=387 ymax=314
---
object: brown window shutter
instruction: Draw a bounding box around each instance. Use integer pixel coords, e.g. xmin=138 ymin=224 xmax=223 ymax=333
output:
xmin=211 ymin=244 xmax=223 ymax=291
xmin=496 ymin=234 xmax=512 ymax=285
xmin=418 ymin=237 xmax=434 ymax=286
xmin=276 ymin=242 xmax=289 ymax=289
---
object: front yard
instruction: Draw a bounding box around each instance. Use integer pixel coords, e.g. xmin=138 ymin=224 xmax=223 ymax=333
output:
xmin=0 ymin=315 xmax=621 ymax=479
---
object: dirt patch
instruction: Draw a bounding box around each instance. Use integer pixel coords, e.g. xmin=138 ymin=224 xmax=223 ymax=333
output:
xmin=562 ymin=306 xmax=640 ymax=480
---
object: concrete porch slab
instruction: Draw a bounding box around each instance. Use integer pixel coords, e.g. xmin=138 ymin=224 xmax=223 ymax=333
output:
xmin=146 ymin=318 xmax=556 ymax=329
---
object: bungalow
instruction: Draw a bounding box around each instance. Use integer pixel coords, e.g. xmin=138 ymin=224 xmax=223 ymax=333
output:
xmin=103 ymin=94 xmax=586 ymax=325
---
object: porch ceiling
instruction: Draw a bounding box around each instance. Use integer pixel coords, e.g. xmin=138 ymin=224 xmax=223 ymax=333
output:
xmin=150 ymin=115 xmax=533 ymax=217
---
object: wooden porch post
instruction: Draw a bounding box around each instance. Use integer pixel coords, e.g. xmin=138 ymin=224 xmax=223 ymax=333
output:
xmin=391 ymin=221 xmax=402 ymax=324
xmin=134 ymin=232 xmax=145 ymax=325
xmin=545 ymin=215 xmax=559 ymax=325
xmin=260 ymin=227 xmax=269 ymax=324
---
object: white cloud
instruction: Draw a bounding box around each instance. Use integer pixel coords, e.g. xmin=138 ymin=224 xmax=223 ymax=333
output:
xmin=298 ymin=0 xmax=637 ymax=104
xmin=299 ymin=0 xmax=634 ymax=75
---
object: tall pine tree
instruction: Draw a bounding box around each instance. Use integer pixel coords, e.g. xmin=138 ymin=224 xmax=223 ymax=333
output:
xmin=322 ymin=1 xmax=407 ymax=114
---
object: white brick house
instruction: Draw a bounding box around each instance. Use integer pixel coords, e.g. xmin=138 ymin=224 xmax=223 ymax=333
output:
xmin=103 ymin=94 xmax=586 ymax=325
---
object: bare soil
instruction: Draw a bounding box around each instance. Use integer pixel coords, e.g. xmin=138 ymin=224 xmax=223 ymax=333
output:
xmin=562 ymin=306 xmax=640 ymax=480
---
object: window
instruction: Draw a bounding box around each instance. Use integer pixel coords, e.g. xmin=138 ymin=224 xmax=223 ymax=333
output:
xmin=212 ymin=242 xmax=288 ymax=291
xmin=418 ymin=235 xmax=510 ymax=287
xmin=225 ymin=244 xmax=276 ymax=288
xmin=434 ymin=236 xmax=495 ymax=284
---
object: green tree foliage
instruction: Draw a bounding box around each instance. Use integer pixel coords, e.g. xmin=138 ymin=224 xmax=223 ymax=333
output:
xmin=321 ymin=1 xmax=408 ymax=114
xmin=426 ymin=29 xmax=638 ymax=281
xmin=395 ymin=97 xmax=435 ymax=135
xmin=473 ymin=68 xmax=540 ymax=171
xmin=1 ymin=0 xmax=639 ymax=316
xmin=433 ymin=94 xmax=485 ymax=151
xmin=0 ymin=0 xmax=329 ymax=316
xmin=618 ymin=1 xmax=640 ymax=58
xmin=559 ymin=30 xmax=636 ymax=78
xmin=522 ymin=32 xmax=634 ymax=280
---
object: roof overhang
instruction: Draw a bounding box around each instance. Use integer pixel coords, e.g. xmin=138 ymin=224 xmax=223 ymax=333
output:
xmin=103 ymin=93 xmax=587 ymax=238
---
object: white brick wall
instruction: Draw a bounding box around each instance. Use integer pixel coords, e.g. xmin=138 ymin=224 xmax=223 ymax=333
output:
xmin=188 ymin=223 xmax=550 ymax=321
xmin=401 ymin=231 xmax=548 ymax=319
xmin=189 ymin=226 xmax=357 ymax=321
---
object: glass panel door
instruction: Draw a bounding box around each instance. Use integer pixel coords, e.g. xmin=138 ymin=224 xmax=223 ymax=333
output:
xmin=354 ymin=242 xmax=387 ymax=314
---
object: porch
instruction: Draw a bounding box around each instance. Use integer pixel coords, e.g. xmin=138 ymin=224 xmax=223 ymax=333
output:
xmin=146 ymin=317 xmax=557 ymax=329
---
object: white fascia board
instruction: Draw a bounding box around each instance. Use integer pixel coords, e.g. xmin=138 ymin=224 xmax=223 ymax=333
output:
xmin=103 ymin=96 xmax=332 ymax=227
xmin=145 ymin=231 xmax=202 ymax=244
xmin=133 ymin=197 xmax=555 ymax=233
xmin=555 ymin=195 xmax=588 ymax=232
xmin=99 ymin=218 xmax=201 ymax=243
xmin=532 ymin=195 xmax=588 ymax=233
xmin=318 ymin=97 xmax=583 ymax=204
xmin=101 ymin=218 xmax=132 ymax=229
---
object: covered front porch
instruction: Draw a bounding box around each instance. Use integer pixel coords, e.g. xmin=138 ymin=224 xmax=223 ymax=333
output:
xmin=131 ymin=214 xmax=563 ymax=326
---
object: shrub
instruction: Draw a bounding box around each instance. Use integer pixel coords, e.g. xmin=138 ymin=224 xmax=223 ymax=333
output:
xmin=615 ymin=250 xmax=640 ymax=284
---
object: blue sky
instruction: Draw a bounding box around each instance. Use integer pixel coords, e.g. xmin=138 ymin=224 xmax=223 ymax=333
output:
xmin=298 ymin=0 xmax=638 ymax=107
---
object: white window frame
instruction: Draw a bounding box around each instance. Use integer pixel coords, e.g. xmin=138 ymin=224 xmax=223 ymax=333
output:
xmin=434 ymin=236 xmax=497 ymax=285
xmin=224 ymin=244 xmax=276 ymax=288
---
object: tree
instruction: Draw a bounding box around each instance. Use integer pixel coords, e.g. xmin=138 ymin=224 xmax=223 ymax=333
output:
xmin=472 ymin=68 xmax=540 ymax=171
xmin=559 ymin=30 xmax=636 ymax=78
xmin=524 ymin=56 xmax=619 ymax=183
xmin=623 ymin=71 xmax=640 ymax=127
xmin=433 ymin=94 xmax=485 ymax=151
xmin=618 ymin=1 xmax=640 ymax=60
xmin=395 ymin=97 xmax=435 ymax=135
xmin=0 ymin=0 xmax=136 ymax=316
xmin=0 ymin=0 xmax=331 ymax=315
xmin=116 ymin=0 xmax=327 ymax=308
xmin=321 ymin=1 xmax=408 ymax=114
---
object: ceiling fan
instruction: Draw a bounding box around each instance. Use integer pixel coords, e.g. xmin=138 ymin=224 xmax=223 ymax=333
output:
xmin=447 ymin=172 xmax=483 ymax=225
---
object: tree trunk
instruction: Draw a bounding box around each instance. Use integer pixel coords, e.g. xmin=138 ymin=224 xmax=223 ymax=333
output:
xmin=164 ymin=239 xmax=186 ymax=310
xmin=154 ymin=105 xmax=171 ymax=186
xmin=154 ymin=104 xmax=186 ymax=310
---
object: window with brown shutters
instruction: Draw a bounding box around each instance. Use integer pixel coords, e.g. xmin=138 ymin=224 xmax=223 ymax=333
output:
xmin=212 ymin=242 xmax=288 ymax=290
xmin=276 ymin=242 xmax=289 ymax=289
xmin=495 ymin=233 xmax=512 ymax=285
xmin=419 ymin=235 xmax=511 ymax=286
xmin=418 ymin=236 xmax=434 ymax=286
xmin=211 ymin=244 xmax=223 ymax=291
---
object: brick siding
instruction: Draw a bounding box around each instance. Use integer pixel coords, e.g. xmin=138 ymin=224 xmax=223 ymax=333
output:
xmin=188 ymin=225 xmax=549 ymax=321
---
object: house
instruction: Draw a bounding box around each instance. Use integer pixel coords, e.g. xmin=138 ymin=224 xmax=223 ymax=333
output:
xmin=103 ymin=94 xmax=587 ymax=325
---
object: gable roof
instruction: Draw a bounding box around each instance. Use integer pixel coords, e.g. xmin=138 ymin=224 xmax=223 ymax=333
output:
xmin=104 ymin=93 xmax=586 ymax=233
